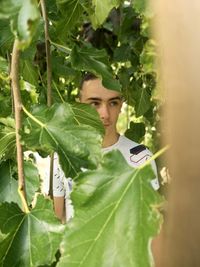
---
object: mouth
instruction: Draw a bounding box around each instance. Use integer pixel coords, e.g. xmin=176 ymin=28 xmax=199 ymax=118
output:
xmin=103 ymin=123 xmax=110 ymax=127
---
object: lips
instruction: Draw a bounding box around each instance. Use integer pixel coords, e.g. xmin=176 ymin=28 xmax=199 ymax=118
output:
xmin=103 ymin=123 xmax=110 ymax=127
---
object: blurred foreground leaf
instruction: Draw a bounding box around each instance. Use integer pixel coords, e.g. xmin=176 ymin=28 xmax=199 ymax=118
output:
xmin=58 ymin=151 xmax=163 ymax=267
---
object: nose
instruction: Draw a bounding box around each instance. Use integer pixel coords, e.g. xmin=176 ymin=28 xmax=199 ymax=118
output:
xmin=99 ymin=103 xmax=110 ymax=121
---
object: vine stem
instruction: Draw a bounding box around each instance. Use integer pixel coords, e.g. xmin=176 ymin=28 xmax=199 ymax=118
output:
xmin=22 ymin=105 xmax=45 ymax=127
xmin=40 ymin=0 xmax=52 ymax=107
xmin=40 ymin=0 xmax=54 ymax=198
xmin=10 ymin=39 xmax=29 ymax=213
xmin=138 ymin=144 xmax=170 ymax=170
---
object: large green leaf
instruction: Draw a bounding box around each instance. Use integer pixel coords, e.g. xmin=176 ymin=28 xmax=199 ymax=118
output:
xmin=58 ymin=151 xmax=163 ymax=267
xmin=51 ymin=54 xmax=77 ymax=79
xmin=71 ymin=45 xmax=121 ymax=91
xmin=118 ymin=6 xmax=140 ymax=44
xmin=0 ymin=194 xmax=65 ymax=267
xmin=55 ymin=0 xmax=84 ymax=38
xmin=90 ymin=0 xmax=120 ymax=29
xmin=22 ymin=102 xmax=104 ymax=178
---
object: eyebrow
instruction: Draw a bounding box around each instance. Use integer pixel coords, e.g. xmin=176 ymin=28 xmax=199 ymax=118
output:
xmin=86 ymin=96 xmax=122 ymax=101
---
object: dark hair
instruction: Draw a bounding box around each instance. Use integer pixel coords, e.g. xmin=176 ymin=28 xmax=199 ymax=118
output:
xmin=80 ymin=72 xmax=99 ymax=90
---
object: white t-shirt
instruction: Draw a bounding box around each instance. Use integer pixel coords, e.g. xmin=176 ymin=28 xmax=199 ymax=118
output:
xmin=36 ymin=135 xmax=159 ymax=221
xmin=102 ymin=135 xmax=159 ymax=190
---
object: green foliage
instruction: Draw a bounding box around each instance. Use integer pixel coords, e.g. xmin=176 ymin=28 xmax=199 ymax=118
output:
xmin=0 ymin=0 xmax=22 ymax=19
xmin=58 ymin=151 xmax=163 ymax=267
xmin=17 ymin=0 xmax=40 ymax=48
xmin=0 ymin=0 xmax=40 ymax=49
xmin=0 ymin=194 xmax=65 ymax=267
xmin=0 ymin=118 xmax=16 ymax=160
xmin=24 ymin=161 xmax=40 ymax=205
xmin=89 ymin=0 xmax=120 ymax=29
xmin=22 ymin=103 xmax=104 ymax=177
xmin=125 ymin=121 xmax=146 ymax=143
xmin=0 ymin=57 xmax=8 ymax=73
xmin=55 ymin=0 xmax=84 ymax=40
xmin=71 ymin=44 xmax=121 ymax=91
xmin=0 ymin=161 xmax=20 ymax=206
xmin=134 ymin=83 xmax=151 ymax=117
xmin=0 ymin=0 xmax=162 ymax=266
xmin=0 ymin=160 xmax=40 ymax=208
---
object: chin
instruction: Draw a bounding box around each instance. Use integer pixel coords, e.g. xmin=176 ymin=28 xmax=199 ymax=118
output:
xmin=104 ymin=127 xmax=114 ymax=135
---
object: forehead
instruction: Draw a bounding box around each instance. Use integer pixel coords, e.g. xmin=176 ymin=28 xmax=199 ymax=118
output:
xmin=81 ymin=78 xmax=121 ymax=100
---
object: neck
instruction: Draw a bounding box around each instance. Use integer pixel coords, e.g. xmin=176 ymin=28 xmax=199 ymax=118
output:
xmin=102 ymin=131 xmax=120 ymax=148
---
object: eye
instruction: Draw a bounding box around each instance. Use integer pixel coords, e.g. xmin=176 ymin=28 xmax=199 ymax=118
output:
xmin=90 ymin=101 xmax=100 ymax=108
xmin=109 ymin=101 xmax=119 ymax=107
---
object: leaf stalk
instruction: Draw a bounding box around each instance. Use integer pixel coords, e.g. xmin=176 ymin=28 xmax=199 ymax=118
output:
xmin=10 ymin=39 xmax=28 ymax=212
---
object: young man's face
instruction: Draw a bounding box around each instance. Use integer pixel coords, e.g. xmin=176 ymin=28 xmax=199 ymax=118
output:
xmin=80 ymin=78 xmax=123 ymax=137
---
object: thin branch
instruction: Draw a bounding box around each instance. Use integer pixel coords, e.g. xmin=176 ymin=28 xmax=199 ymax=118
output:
xmin=6 ymin=52 xmax=14 ymax=115
xmin=53 ymin=80 xmax=65 ymax=103
xmin=40 ymin=0 xmax=54 ymax=198
xmin=10 ymin=39 xmax=29 ymax=212
xmin=40 ymin=0 xmax=52 ymax=107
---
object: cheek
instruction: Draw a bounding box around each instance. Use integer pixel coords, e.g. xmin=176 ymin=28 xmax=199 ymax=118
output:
xmin=110 ymin=108 xmax=121 ymax=121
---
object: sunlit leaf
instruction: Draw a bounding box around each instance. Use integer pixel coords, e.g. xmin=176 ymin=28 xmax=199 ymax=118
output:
xmin=90 ymin=0 xmax=120 ymax=29
xmin=133 ymin=0 xmax=153 ymax=17
xmin=71 ymin=45 xmax=121 ymax=91
xmin=17 ymin=0 xmax=40 ymax=48
xmin=22 ymin=103 xmax=104 ymax=178
xmin=140 ymin=39 xmax=157 ymax=74
xmin=58 ymin=151 xmax=163 ymax=267
xmin=0 ymin=194 xmax=65 ymax=267
xmin=24 ymin=161 xmax=40 ymax=205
